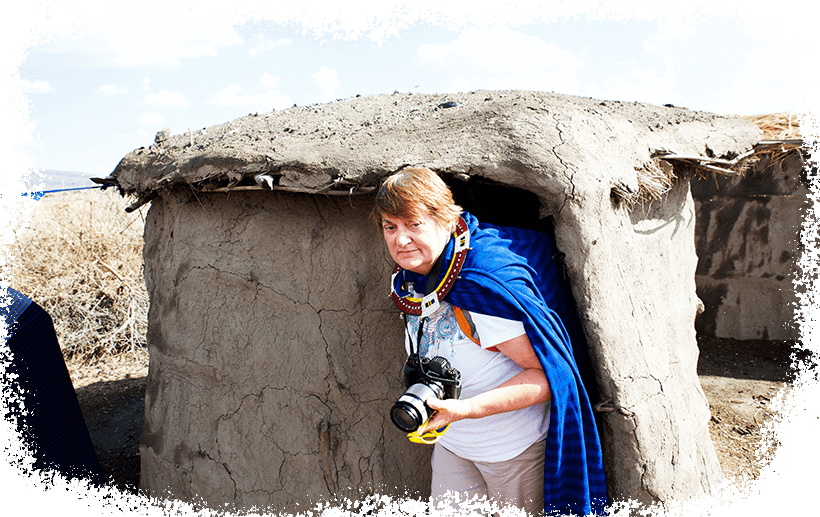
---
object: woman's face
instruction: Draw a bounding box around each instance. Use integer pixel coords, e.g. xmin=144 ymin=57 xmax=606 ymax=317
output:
xmin=382 ymin=212 xmax=452 ymax=275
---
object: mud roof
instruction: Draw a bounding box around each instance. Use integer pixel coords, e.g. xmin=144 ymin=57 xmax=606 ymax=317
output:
xmin=97 ymin=90 xmax=763 ymax=212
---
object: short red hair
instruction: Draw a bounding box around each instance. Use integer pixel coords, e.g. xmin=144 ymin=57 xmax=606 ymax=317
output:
xmin=372 ymin=167 xmax=462 ymax=231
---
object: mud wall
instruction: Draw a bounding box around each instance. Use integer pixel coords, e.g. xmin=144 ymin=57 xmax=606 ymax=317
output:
xmin=138 ymin=174 xmax=726 ymax=510
xmin=692 ymin=150 xmax=808 ymax=341
xmin=138 ymin=189 xmax=429 ymax=512
xmin=554 ymin=176 xmax=722 ymax=505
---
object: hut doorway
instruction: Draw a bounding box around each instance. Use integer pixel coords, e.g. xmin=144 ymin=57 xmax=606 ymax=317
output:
xmin=444 ymin=174 xmax=599 ymax=401
xmin=444 ymin=175 xmax=550 ymax=233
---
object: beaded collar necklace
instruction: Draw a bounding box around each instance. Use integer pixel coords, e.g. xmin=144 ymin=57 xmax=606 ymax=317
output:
xmin=390 ymin=216 xmax=470 ymax=318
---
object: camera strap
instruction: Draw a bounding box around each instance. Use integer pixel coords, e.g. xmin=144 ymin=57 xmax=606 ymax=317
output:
xmin=405 ymin=250 xmax=445 ymax=358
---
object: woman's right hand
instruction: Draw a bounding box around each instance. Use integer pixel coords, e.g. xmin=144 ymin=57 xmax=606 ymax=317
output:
xmin=418 ymin=397 xmax=470 ymax=435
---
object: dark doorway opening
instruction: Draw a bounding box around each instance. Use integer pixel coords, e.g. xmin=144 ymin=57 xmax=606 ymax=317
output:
xmin=444 ymin=175 xmax=551 ymax=234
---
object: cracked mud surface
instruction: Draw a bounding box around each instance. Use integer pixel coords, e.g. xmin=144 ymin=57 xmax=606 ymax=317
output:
xmin=67 ymin=336 xmax=797 ymax=496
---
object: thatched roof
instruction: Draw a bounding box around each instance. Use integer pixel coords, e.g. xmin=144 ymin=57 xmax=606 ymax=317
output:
xmin=742 ymin=112 xmax=804 ymax=140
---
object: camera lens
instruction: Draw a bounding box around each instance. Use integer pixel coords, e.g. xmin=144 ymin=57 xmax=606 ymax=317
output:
xmin=390 ymin=404 xmax=422 ymax=432
xmin=390 ymin=383 xmax=442 ymax=433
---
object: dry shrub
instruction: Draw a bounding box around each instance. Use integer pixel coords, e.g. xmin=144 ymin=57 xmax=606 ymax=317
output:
xmin=2 ymin=189 xmax=148 ymax=363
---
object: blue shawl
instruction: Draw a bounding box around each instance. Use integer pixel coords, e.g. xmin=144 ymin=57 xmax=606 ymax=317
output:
xmin=393 ymin=212 xmax=608 ymax=515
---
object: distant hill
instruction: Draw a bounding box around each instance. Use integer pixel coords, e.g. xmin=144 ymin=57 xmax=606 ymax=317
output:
xmin=26 ymin=169 xmax=97 ymax=192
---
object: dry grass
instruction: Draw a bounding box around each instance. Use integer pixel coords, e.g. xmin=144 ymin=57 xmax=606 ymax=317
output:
xmin=742 ymin=112 xmax=804 ymax=140
xmin=613 ymin=160 xmax=675 ymax=210
xmin=2 ymin=189 xmax=148 ymax=363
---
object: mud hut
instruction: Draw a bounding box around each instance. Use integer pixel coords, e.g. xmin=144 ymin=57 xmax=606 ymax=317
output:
xmin=692 ymin=113 xmax=809 ymax=342
xmin=100 ymin=90 xmax=761 ymax=512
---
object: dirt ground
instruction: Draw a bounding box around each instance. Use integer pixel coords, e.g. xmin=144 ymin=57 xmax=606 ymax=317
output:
xmin=65 ymin=335 xmax=800 ymax=497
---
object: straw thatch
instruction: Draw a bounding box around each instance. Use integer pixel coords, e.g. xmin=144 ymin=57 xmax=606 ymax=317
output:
xmin=616 ymin=112 xmax=809 ymax=209
xmin=742 ymin=112 xmax=804 ymax=140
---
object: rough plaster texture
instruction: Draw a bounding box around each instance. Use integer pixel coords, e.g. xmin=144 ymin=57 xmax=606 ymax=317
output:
xmin=693 ymin=151 xmax=809 ymax=340
xmin=556 ymin=179 xmax=722 ymax=505
xmin=112 ymin=91 xmax=763 ymax=511
xmin=140 ymin=190 xmax=426 ymax=511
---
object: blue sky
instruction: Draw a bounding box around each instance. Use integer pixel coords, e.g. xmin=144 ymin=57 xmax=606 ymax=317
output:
xmin=9 ymin=1 xmax=818 ymax=180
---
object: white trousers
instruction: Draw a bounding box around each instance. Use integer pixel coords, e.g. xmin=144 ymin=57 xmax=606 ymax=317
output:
xmin=430 ymin=439 xmax=546 ymax=516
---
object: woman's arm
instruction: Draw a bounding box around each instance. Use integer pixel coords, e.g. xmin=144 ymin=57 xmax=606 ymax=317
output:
xmin=418 ymin=333 xmax=552 ymax=434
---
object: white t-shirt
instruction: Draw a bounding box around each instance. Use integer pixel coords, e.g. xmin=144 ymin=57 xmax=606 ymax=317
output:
xmin=403 ymin=298 xmax=551 ymax=462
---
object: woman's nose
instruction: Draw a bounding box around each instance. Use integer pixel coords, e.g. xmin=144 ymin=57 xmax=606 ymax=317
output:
xmin=396 ymin=229 xmax=411 ymax=246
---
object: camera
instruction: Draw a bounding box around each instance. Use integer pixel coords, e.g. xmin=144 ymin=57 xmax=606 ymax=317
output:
xmin=390 ymin=355 xmax=462 ymax=433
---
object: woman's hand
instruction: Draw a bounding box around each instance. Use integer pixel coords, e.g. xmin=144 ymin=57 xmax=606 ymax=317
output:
xmin=416 ymin=333 xmax=552 ymax=436
xmin=417 ymin=397 xmax=470 ymax=435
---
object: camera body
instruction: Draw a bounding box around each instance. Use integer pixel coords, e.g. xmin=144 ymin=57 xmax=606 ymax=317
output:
xmin=390 ymin=355 xmax=462 ymax=433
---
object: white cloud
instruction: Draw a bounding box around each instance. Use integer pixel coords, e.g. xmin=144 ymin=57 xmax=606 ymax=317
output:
xmin=447 ymin=77 xmax=473 ymax=94
xmin=207 ymin=78 xmax=293 ymax=112
xmin=312 ymin=66 xmax=340 ymax=102
xmin=415 ymin=26 xmax=583 ymax=95
xmin=642 ymin=18 xmax=702 ymax=55
xmin=248 ymin=34 xmax=293 ymax=58
xmin=209 ymin=84 xmax=244 ymax=105
xmin=21 ymin=79 xmax=55 ymax=94
xmin=95 ymin=84 xmax=128 ymax=96
xmin=141 ymin=89 xmax=190 ymax=107
xmin=636 ymin=18 xmax=787 ymax=113
xmin=36 ymin=9 xmax=246 ymax=70
xmin=416 ymin=26 xmax=582 ymax=76
xmin=488 ymin=71 xmax=582 ymax=96
xmin=703 ymin=47 xmax=794 ymax=115
xmin=138 ymin=112 xmax=165 ymax=125
xmin=259 ymin=73 xmax=280 ymax=89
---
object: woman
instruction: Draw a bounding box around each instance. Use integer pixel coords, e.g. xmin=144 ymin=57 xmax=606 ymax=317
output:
xmin=373 ymin=168 xmax=607 ymax=516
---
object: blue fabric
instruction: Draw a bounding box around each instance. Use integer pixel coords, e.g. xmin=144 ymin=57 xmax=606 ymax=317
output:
xmin=2 ymin=287 xmax=33 ymax=338
xmin=394 ymin=212 xmax=608 ymax=516
xmin=2 ymin=287 xmax=106 ymax=486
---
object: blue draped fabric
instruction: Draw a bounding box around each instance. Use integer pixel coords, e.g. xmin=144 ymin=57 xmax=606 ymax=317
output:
xmin=2 ymin=287 xmax=106 ymax=486
xmin=394 ymin=212 xmax=608 ymax=515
